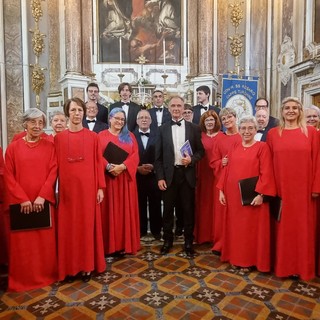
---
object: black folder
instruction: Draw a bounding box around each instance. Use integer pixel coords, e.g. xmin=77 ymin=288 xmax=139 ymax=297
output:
xmin=103 ymin=142 xmax=129 ymax=164
xmin=103 ymin=142 xmax=129 ymax=178
xmin=238 ymin=176 xmax=259 ymax=206
xmin=269 ymin=196 xmax=282 ymax=222
xmin=9 ymin=201 xmax=51 ymax=231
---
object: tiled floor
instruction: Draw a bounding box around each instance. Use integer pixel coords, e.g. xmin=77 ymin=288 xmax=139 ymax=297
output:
xmin=1 ymin=242 xmax=320 ymax=319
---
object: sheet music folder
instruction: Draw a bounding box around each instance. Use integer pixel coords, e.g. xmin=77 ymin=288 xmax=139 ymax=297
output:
xmin=180 ymin=140 xmax=193 ymax=157
xmin=9 ymin=201 xmax=51 ymax=231
xmin=238 ymin=176 xmax=259 ymax=206
xmin=103 ymin=142 xmax=129 ymax=164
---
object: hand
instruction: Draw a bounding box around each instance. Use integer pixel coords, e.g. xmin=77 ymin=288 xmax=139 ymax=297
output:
xmin=219 ymin=190 xmax=226 ymax=205
xmin=109 ymin=164 xmax=126 ymax=176
xmin=143 ymin=163 xmax=153 ymax=171
xmin=181 ymin=153 xmax=191 ymax=167
xmin=97 ymin=189 xmax=104 ymax=203
xmin=137 ymin=165 xmax=152 ymax=175
xmin=312 ymin=193 xmax=319 ymax=198
xmin=251 ymin=194 xmax=263 ymax=206
xmin=158 ymin=179 xmax=167 ymax=191
xmin=222 ymin=156 xmax=228 ymax=167
xmin=33 ymin=196 xmax=45 ymax=212
xmin=21 ymin=201 xmax=33 ymax=214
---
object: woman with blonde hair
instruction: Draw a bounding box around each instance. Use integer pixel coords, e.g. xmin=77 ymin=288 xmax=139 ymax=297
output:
xmin=267 ymin=97 xmax=320 ymax=280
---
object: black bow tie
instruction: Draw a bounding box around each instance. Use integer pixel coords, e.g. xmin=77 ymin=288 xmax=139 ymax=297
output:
xmin=156 ymin=108 xmax=163 ymax=112
xmin=86 ymin=119 xmax=96 ymax=123
xmin=200 ymin=105 xmax=208 ymax=111
xmin=257 ymin=129 xmax=265 ymax=133
xmin=121 ymin=102 xmax=129 ymax=107
xmin=171 ymin=120 xmax=182 ymax=126
xmin=140 ymin=132 xmax=150 ymax=137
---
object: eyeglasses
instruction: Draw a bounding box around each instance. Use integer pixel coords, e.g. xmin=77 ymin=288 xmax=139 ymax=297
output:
xmin=183 ymin=111 xmax=193 ymax=115
xmin=306 ymin=115 xmax=319 ymax=119
xmin=220 ymin=115 xmax=234 ymax=122
xmin=113 ymin=116 xmax=125 ymax=122
xmin=239 ymin=126 xmax=256 ymax=132
xmin=204 ymin=118 xmax=216 ymax=123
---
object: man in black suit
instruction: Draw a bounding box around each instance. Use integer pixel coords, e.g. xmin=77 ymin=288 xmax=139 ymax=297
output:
xmin=155 ymin=96 xmax=204 ymax=256
xmin=109 ymin=82 xmax=141 ymax=132
xmin=134 ymin=110 xmax=162 ymax=241
xmin=148 ymin=90 xmax=171 ymax=130
xmin=192 ymin=85 xmax=220 ymax=124
xmin=86 ymin=83 xmax=109 ymax=124
xmin=82 ymin=101 xmax=108 ymax=133
xmin=255 ymin=98 xmax=279 ymax=131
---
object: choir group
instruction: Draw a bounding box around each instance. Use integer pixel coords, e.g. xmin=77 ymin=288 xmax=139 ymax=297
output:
xmin=0 ymin=83 xmax=320 ymax=293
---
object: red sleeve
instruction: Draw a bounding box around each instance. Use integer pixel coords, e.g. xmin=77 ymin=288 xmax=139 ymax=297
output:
xmin=123 ymin=133 xmax=139 ymax=181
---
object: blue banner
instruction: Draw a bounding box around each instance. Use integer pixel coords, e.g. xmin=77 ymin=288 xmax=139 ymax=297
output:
xmin=221 ymin=75 xmax=259 ymax=119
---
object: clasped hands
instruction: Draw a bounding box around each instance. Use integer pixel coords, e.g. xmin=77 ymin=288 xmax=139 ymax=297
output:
xmin=20 ymin=196 xmax=45 ymax=214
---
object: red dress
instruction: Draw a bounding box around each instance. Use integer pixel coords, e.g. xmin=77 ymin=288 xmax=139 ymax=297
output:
xmin=4 ymin=139 xmax=58 ymax=291
xmin=210 ymin=133 xmax=241 ymax=252
xmin=267 ymin=126 xmax=320 ymax=280
xmin=98 ymin=130 xmax=140 ymax=255
xmin=55 ymin=129 xmax=106 ymax=280
xmin=194 ymin=131 xmax=224 ymax=244
xmin=217 ymin=142 xmax=276 ymax=271
xmin=0 ymin=147 xmax=8 ymax=265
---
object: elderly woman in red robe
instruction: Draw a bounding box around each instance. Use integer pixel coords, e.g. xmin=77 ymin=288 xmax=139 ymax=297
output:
xmin=218 ymin=116 xmax=276 ymax=273
xmin=4 ymin=108 xmax=58 ymax=291
xmin=194 ymin=110 xmax=224 ymax=244
xmin=99 ymin=107 xmax=140 ymax=256
xmin=55 ymin=98 xmax=106 ymax=283
xmin=267 ymin=97 xmax=320 ymax=280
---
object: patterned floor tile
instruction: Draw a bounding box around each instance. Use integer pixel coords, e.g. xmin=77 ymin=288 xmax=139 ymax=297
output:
xmin=184 ymin=266 xmax=211 ymax=279
xmin=157 ymin=274 xmax=199 ymax=296
xmin=48 ymin=308 xmax=95 ymax=320
xmin=288 ymin=281 xmax=320 ymax=299
xmin=140 ymin=290 xmax=173 ymax=308
xmin=205 ymin=272 xmax=243 ymax=292
xmin=154 ymin=256 xmax=189 ymax=273
xmin=27 ymin=296 xmax=65 ymax=317
xmin=112 ymin=258 xmax=148 ymax=275
xmin=137 ymin=250 xmax=161 ymax=262
xmin=139 ymin=267 xmax=167 ymax=282
xmin=191 ymin=287 xmax=225 ymax=305
xmin=93 ymin=270 xmax=122 ymax=285
xmin=194 ymin=254 xmax=225 ymax=270
xmin=83 ymin=293 xmax=120 ymax=313
xmin=104 ymin=302 xmax=155 ymax=320
xmin=242 ymin=283 xmax=275 ymax=301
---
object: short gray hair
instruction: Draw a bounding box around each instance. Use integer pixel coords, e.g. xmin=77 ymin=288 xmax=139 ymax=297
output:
xmin=304 ymin=105 xmax=320 ymax=117
xmin=22 ymin=108 xmax=47 ymax=128
xmin=238 ymin=115 xmax=258 ymax=129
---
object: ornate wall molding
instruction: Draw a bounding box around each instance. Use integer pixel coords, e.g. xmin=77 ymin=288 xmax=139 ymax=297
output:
xmin=277 ymin=35 xmax=295 ymax=86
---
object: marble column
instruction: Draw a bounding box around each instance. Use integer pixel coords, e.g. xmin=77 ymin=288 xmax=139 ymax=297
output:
xmin=197 ymin=0 xmax=214 ymax=76
xmin=64 ymin=0 xmax=82 ymax=74
xmin=188 ymin=1 xmax=198 ymax=76
xmin=81 ymin=0 xmax=93 ymax=76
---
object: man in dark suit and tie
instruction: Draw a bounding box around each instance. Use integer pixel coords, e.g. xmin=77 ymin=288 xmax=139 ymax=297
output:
xmin=192 ymin=85 xmax=220 ymax=124
xmin=82 ymin=101 xmax=108 ymax=133
xmin=109 ymin=82 xmax=141 ymax=132
xmin=86 ymin=83 xmax=109 ymax=124
xmin=134 ymin=110 xmax=162 ymax=241
xmin=148 ymin=90 xmax=171 ymax=130
xmin=254 ymin=98 xmax=279 ymax=131
xmin=155 ymin=96 xmax=204 ymax=256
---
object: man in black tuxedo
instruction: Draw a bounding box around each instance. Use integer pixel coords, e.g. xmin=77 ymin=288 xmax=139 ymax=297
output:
xmin=254 ymin=109 xmax=273 ymax=142
xmin=255 ymin=98 xmax=279 ymax=131
xmin=82 ymin=101 xmax=108 ymax=133
xmin=134 ymin=110 xmax=162 ymax=241
xmin=86 ymin=83 xmax=109 ymax=124
xmin=192 ymin=85 xmax=220 ymax=124
xmin=155 ymin=96 xmax=204 ymax=256
xmin=109 ymin=82 xmax=141 ymax=132
xmin=148 ymin=90 xmax=171 ymax=130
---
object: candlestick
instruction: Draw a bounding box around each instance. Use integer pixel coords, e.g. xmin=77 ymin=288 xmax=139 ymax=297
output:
xmin=163 ymin=38 xmax=166 ymax=74
xmin=119 ymin=37 xmax=122 ymax=73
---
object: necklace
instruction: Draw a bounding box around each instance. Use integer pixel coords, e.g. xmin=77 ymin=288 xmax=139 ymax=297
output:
xmin=24 ymin=137 xmax=41 ymax=148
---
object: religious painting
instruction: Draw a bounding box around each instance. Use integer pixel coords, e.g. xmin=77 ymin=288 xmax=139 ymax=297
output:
xmin=97 ymin=0 xmax=182 ymax=65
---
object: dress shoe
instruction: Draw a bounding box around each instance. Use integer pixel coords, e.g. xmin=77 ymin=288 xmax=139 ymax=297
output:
xmin=184 ymin=241 xmax=195 ymax=256
xmin=160 ymin=241 xmax=173 ymax=255
xmin=65 ymin=275 xmax=76 ymax=283
xmin=82 ymin=272 xmax=92 ymax=283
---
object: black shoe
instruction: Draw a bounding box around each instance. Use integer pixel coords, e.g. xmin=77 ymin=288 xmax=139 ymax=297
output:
xmin=82 ymin=272 xmax=92 ymax=283
xmin=175 ymin=228 xmax=183 ymax=237
xmin=184 ymin=242 xmax=195 ymax=256
xmin=212 ymin=250 xmax=221 ymax=256
xmin=65 ymin=275 xmax=76 ymax=283
xmin=160 ymin=241 xmax=173 ymax=255
xmin=153 ymin=234 xmax=162 ymax=241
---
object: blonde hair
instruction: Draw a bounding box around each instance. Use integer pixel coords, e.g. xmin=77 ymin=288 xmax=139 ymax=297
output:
xmin=279 ymin=97 xmax=307 ymax=136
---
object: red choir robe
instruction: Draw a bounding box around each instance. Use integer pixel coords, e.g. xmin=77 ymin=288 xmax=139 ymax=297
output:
xmin=316 ymin=130 xmax=320 ymax=276
xmin=194 ymin=132 xmax=224 ymax=244
xmin=267 ymin=126 xmax=320 ymax=280
xmin=210 ymin=133 xmax=241 ymax=252
xmin=4 ymin=139 xmax=58 ymax=291
xmin=11 ymin=131 xmax=48 ymax=142
xmin=55 ymin=128 xmax=106 ymax=280
xmin=98 ymin=130 xmax=140 ymax=255
xmin=217 ymin=141 xmax=276 ymax=272
xmin=0 ymin=147 xmax=8 ymax=265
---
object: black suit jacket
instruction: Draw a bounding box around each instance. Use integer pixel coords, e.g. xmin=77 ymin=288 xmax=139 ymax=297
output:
xmin=148 ymin=107 xmax=172 ymax=130
xmin=96 ymin=103 xmax=109 ymax=124
xmin=110 ymin=101 xmax=141 ymax=132
xmin=259 ymin=116 xmax=279 ymax=142
xmin=82 ymin=119 xmax=108 ymax=133
xmin=155 ymin=120 xmax=204 ymax=188
xmin=192 ymin=105 xmax=220 ymax=124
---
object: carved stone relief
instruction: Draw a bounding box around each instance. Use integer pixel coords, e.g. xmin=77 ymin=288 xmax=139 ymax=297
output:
xmin=277 ymin=35 xmax=295 ymax=86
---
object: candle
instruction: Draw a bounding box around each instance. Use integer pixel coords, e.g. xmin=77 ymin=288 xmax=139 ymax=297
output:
xmin=187 ymin=40 xmax=190 ymax=74
xmin=119 ymin=37 xmax=122 ymax=73
xmin=163 ymin=38 xmax=166 ymax=74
